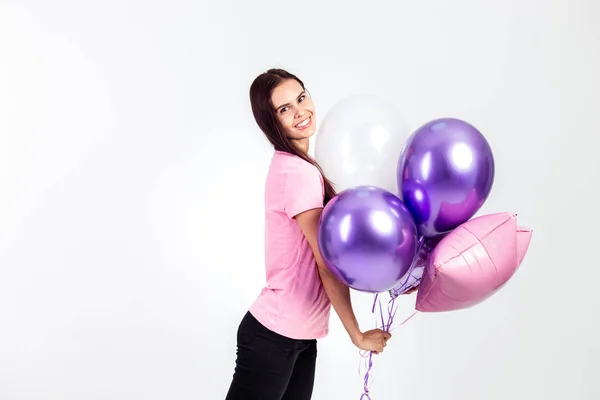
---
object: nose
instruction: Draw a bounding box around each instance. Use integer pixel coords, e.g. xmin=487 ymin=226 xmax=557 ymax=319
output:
xmin=295 ymin=108 xmax=307 ymax=118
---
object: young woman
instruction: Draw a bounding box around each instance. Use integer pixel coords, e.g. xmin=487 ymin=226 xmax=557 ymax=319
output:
xmin=225 ymin=69 xmax=392 ymax=400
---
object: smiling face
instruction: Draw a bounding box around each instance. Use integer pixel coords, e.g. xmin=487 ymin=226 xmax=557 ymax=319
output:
xmin=271 ymin=79 xmax=316 ymax=147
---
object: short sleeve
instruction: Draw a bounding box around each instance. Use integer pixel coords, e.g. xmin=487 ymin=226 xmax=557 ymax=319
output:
xmin=283 ymin=161 xmax=324 ymax=219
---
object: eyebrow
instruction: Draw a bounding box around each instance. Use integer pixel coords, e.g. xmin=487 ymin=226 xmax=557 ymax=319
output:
xmin=275 ymin=91 xmax=306 ymax=111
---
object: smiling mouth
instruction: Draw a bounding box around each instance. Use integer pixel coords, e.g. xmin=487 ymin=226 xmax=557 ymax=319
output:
xmin=295 ymin=116 xmax=312 ymax=129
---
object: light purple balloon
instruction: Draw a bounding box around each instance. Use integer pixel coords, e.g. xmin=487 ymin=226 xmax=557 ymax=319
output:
xmin=398 ymin=118 xmax=495 ymax=237
xmin=318 ymin=186 xmax=418 ymax=293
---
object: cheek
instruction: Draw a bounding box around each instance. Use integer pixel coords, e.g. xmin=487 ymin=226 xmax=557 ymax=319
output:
xmin=305 ymin=99 xmax=316 ymax=113
xmin=278 ymin=113 xmax=294 ymax=129
xmin=276 ymin=114 xmax=295 ymax=136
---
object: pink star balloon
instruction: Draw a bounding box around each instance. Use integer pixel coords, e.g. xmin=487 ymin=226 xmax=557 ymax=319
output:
xmin=416 ymin=212 xmax=532 ymax=312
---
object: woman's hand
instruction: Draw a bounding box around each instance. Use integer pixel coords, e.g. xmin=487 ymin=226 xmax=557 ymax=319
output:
xmin=352 ymin=329 xmax=391 ymax=354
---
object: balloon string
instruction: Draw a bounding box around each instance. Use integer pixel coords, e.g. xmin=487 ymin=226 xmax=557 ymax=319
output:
xmin=358 ymin=293 xmax=380 ymax=389
xmin=371 ymin=293 xmax=379 ymax=313
xmin=359 ymin=295 xmax=382 ymax=399
xmin=360 ymin=294 xmax=408 ymax=399
xmin=359 ymin=237 xmax=433 ymax=398
xmin=389 ymin=310 xmax=419 ymax=333
xmin=359 ymin=351 xmax=374 ymax=400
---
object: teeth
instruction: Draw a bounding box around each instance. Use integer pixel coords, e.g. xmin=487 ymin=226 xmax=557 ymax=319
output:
xmin=296 ymin=117 xmax=310 ymax=128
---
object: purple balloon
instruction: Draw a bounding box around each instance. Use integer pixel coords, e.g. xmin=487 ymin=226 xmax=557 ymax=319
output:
xmin=318 ymin=186 xmax=418 ymax=293
xmin=398 ymin=118 xmax=495 ymax=237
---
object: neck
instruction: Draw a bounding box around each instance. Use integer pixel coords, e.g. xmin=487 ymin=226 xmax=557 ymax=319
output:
xmin=293 ymin=138 xmax=310 ymax=154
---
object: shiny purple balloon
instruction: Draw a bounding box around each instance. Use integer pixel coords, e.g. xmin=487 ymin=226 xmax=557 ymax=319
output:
xmin=318 ymin=186 xmax=418 ymax=293
xmin=398 ymin=118 xmax=495 ymax=237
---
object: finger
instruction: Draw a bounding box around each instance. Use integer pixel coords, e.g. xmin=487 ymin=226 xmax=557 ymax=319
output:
xmin=383 ymin=331 xmax=392 ymax=340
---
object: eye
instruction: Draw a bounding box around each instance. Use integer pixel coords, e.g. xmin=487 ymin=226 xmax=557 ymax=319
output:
xmin=279 ymin=107 xmax=289 ymax=114
xmin=298 ymin=95 xmax=305 ymax=102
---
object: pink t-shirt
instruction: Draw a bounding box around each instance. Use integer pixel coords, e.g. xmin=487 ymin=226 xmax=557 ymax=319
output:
xmin=249 ymin=150 xmax=331 ymax=340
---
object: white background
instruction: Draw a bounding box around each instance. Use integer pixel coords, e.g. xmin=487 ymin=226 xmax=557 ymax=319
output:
xmin=1 ymin=0 xmax=599 ymax=399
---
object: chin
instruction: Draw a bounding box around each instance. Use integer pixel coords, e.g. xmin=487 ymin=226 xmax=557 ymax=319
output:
xmin=291 ymin=129 xmax=315 ymax=141
xmin=303 ymin=127 xmax=317 ymax=138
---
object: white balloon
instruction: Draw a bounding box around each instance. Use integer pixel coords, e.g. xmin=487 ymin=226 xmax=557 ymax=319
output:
xmin=314 ymin=95 xmax=411 ymax=194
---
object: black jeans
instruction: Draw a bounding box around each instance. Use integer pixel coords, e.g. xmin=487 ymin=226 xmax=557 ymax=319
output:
xmin=225 ymin=311 xmax=318 ymax=400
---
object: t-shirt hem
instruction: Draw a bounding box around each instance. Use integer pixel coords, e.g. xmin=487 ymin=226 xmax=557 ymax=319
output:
xmin=248 ymin=307 xmax=328 ymax=341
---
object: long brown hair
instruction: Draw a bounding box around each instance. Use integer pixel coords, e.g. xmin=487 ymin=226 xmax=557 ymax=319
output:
xmin=249 ymin=68 xmax=336 ymax=204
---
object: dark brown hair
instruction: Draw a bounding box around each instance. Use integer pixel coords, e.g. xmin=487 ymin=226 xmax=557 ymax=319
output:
xmin=249 ymin=68 xmax=336 ymax=204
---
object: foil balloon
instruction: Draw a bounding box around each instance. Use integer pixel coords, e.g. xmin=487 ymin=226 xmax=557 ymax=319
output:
xmin=398 ymin=118 xmax=495 ymax=237
xmin=415 ymin=212 xmax=532 ymax=312
xmin=315 ymin=95 xmax=411 ymax=193
xmin=318 ymin=186 xmax=418 ymax=293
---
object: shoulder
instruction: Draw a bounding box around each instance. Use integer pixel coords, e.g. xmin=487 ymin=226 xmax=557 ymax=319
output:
xmin=272 ymin=151 xmax=322 ymax=182
xmin=271 ymin=152 xmax=324 ymax=218
xmin=284 ymin=153 xmax=323 ymax=187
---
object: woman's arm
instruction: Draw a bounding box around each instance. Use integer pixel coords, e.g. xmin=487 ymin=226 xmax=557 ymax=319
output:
xmin=295 ymin=208 xmax=391 ymax=354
